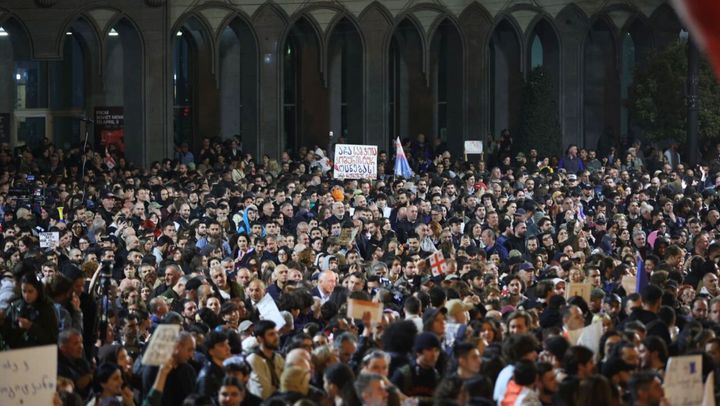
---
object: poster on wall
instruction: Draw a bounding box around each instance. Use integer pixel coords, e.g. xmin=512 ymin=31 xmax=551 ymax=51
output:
xmin=94 ymin=107 xmax=125 ymax=153
xmin=0 ymin=113 xmax=10 ymax=144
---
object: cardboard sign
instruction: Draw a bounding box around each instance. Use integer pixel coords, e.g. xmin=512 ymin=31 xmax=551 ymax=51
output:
xmin=565 ymin=282 xmax=592 ymax=303
xmin=257 ymin=293 xmax=286 ymax=329
xmin=0 ymin=345 xmax=57 ymax=406
xmin=141 ymin=324 xmax=181 ymax=366
xmin=664 ymin=355 xmax=703 ymax=406
xmin=347 ymin=299 xmax=383 ymax=324
xmin=39 ymin=232 xmax=59 ymax=249
xmin=333 ymin=144 xmax=377 ymax=180
xmin=464 ymin=141 xmax=483 ymax=154
xmin=621 ymin=275 xmax=637 ymax=294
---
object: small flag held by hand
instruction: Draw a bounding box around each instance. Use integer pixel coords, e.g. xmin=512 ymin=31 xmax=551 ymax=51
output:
xmin=428 ymin=251 xmax=447 ymax=277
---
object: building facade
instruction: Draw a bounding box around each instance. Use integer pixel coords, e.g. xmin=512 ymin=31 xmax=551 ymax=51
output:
xmin=0 ymin=0 xmax=682 ymax=166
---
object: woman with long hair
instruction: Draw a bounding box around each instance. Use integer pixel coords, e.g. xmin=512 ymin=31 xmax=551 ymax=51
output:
xmin=88 ymin=363 xmax=133 ymax=406
xmin=1 ymin=272 xmax=58 ymax=348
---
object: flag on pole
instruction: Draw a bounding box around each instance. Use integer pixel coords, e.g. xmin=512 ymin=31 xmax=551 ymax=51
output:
xmin=672 ymin=0 xmax=720 ymax=78
xmin=394 ymin=137 xmax=414 ymax=178
xmin=636 ymin=254 xmax=648 ymax=294
xmin=428 ymin=251 xmax=447 ymax=277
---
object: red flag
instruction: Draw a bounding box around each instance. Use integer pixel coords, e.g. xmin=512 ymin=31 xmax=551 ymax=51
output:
xmin=672 ymin=0 xmax=720 ymax=77
xmin=428 ymin=251 xmax=447 ymax=277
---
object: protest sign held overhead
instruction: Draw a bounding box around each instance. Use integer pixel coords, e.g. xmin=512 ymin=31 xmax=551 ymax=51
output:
xmin=334 ymin=144 xmax=377 ymax=180
xmin=141 ymin=324 xmax=181 ymax=366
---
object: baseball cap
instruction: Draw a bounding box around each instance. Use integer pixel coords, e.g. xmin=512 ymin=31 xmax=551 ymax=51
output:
xmin=239 ymin=320 xmax=254 ymax=333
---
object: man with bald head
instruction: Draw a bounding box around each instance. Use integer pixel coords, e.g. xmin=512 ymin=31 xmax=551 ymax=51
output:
xmin=285 ymin=348 xmax=323 ymax=402
xmin=311 ymin=270 xmax=348 ymax=307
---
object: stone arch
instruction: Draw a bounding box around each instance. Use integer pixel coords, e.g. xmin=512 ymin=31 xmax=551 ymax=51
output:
xmin=102 ymin=15 xmax=144 ymax=166
xmin=388 ymin=17 xmax=431 ymax=146
xmin=489 ymin=16 xmax=523 ymax=140
xmin=650 ymin=3 xmax=682 ymax=49
xmin=622 ymin=15 xmax=653 ymax=62
xmin=216 ymin=14 xmax=259 ymax=156
xmin=50 ymin=16 xmax=100 ymax=148
xmin=0 ymin=15 xmax=33 ymax=145
xmin=327 ymin=16 xmax=364 ymax=144
xmin=458 ymin=2 xmax=493 ymax=150
xmin=429 ymin=17 xmax=464 ymax=155
xmin=0 ymin=14 xmax=34 ymax=60
xmin=582 ymin=16 xmax=620 ymax=154
xmin=526 ymin=16 xmax=560 ymax=73
xmin=171 ymin=14 xmax=217 ymax=153
xmin=282 ymin=15 xmax=328 ymax=153
xmin=359 ymin=1 xmax=394 ymax=27
xmin=619 ymin=16 xmax=653 ymax=143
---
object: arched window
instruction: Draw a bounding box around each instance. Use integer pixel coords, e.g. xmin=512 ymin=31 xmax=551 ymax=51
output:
xmin=173 ymin=29 xmax=192 ymax=146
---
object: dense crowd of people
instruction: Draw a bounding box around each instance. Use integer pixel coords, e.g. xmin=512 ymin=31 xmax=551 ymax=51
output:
xmin=1 ymin=134 xmax=720 ymax=406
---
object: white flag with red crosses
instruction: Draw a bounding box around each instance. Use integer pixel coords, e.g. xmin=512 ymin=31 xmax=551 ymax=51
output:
xmin=428 ymin=250 xmax=447 ymax=277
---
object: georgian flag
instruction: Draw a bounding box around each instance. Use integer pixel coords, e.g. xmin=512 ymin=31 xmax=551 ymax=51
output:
xmin=394 ymin=137 xmax=414 ymax=178
xmin=428 ymin=250 xmax=447 ymax=277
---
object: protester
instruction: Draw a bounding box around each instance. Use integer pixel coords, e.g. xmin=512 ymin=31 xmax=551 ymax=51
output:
xmin=3 ymin=134 xmax=720 ymax=405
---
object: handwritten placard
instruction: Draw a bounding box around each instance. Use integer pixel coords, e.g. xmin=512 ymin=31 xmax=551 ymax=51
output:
xmin=141 ymin=324 xmax=181 ymax=366
xmin=0 ymin=345 xmax=57 ymax=406
xmin=39 ymin=232 xmax=59 ymax=249
xmin=464 ymin=141 xmax=483 ymax=154
xmin=565 ymin=282 xmax=592 ymax=303
xmin=257 ymin=293 xmax=286 ymax=329
xmin=333 ymin=144 xmax=377 ymax=180
xmin=347 ymin=299 xmax=383 ymax=324
xmin=664 ymin=355 xmax=703 ymax=406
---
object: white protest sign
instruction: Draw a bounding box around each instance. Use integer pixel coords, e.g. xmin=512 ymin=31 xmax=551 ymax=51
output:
xmin=576 ymin=321 xmax=603 ymax=354
xmin=39 ymin=232 xmax=59 ymax=249
xmin=347 ymin=299 xmax=383 ymax=324
xmin=141 ymin=324 xmax=181 ymax=366
xmin=257 ymin=293 xmax=286 ymax=329
xmin=464 ymin=141 xmax=483 ymax=154
xmin=664 ymin=355 xmax=703 ymax=406
xmin=333 ymin=144 xmax=377 ymax=180
xmin=0 ymin=345 xmax=57 ymax=406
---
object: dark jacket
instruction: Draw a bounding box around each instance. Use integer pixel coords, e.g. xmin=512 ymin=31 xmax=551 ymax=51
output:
xmin=196 ymin=360 xmax=225 ymax=398
xmin=1 ymin=297 xmax=58 ymax=349
xmin=310 ymin=286 xmax=348 ymax=308
xmin=142 ymin=362 xmax=197 ymax=406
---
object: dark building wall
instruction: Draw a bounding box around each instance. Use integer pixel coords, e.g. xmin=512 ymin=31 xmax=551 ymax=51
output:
xmin=0 ymin=0 xmax=680 ymax=166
